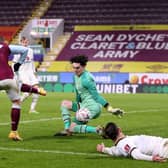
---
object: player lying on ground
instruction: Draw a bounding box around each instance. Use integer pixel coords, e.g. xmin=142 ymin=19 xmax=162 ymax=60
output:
xmin=96 ymin=122 xmax=168 ymax=162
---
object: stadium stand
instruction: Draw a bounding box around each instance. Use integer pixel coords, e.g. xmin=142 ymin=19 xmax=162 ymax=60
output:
xmin=38 ymin=0 xmax=168 ymax=71
xmin=0 ymin=0 xmax=54 ymax=70
xmin=0 ymin=0 xmax=42 ymax=42
xmin=1 ymin=0 xmax=168 ymax=71
xmin=1 ymin=0 xmax=168 ymax=42
xmin=37 ymin=32 xmax=71 ymax=71
xmin=42 ymin=0 xmax=168 ymax=32
xmin=0 ymin=0 xmax=52 ymax=44
xmin=0 ymin=0 xmax=41 ymax=26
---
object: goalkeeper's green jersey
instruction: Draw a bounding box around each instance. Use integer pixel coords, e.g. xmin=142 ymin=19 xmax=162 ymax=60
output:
xmin=74 ymin=70 xmax=108 ymax=109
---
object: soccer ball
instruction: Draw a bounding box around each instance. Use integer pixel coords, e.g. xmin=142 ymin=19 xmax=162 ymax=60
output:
xmin=76 ymin=108 xmax=90 ymax=122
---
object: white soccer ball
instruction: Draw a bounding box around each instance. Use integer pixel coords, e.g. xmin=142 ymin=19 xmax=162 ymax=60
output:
xmin=76 ymin=108 xmax=90 ymax=122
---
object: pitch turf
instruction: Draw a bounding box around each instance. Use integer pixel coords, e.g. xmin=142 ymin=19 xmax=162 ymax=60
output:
xmin=0 ymin=92 xmax=168 ymax=168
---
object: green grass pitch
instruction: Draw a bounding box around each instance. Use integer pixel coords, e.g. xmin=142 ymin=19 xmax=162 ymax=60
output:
xmin=0 ymin=92 xmax=168 ymax=168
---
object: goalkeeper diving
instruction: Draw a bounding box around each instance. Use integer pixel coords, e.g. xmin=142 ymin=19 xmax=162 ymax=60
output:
xmin=54 ymin=55 xmax=125 ymax=136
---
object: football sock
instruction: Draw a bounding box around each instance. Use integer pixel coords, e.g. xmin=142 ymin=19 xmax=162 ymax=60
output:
xmin=30 ymin=94 xmax=39 ymax=111
xmin=21 ymin=84 xmax=38 ymax=93
xmin=11 ymin=106 xmax=20 ymax=131
xmin=20 ymin=92 xmax=29 ymax=102
xmin=73 ymin=125 xmax=97 ymax=133
xmin=61 ymin=106 xmax=71 ymax=130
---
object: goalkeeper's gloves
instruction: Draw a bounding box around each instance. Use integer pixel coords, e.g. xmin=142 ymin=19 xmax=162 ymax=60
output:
xmin=106 ymin=105 xmax=125 ymax=118
xmin=14 ymin=62 xmax=21 ymax=72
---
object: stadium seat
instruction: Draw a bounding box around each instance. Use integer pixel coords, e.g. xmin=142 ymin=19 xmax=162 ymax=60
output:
xmin=42 ymin=0 xmax=168 ymax=32
xmin=0 ymin=0 xmax=41 ymax=26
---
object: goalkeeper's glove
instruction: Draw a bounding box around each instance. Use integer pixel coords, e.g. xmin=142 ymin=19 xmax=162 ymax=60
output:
xmin=14 ymin=62 xmax=21 ymax=72
xmin=106 ymin=105 xmax=125 ymax=118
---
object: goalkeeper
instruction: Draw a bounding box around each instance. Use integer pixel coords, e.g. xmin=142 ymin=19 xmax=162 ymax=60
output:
xmin=54 ymin=55 xmax=124 ymax=136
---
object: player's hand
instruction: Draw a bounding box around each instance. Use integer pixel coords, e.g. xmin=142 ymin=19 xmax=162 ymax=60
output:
xmin=96 ymin=143 xmax=105 ymax=153
xmin=107 ymin=105 xmax=125 ymax=118
xmin=14 ymin=62 xmax=21 ymax=72
xmin=152 ymin=155 xmax=167 ymax=162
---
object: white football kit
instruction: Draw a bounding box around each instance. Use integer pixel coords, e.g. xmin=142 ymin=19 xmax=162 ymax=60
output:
xmin=13 ymin=48 xmax=39 ymax=85
xmin=102 ymin=135 xmax=168 ymax=161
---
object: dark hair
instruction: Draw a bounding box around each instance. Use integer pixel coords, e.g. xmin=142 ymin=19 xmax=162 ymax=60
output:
xmin=104 ymin=122 xmax=119 ymax=140
xmin=70 ymin=55 xmax=88 ymax=66
xmin=21 ymin=36 xmax=27 ymax=42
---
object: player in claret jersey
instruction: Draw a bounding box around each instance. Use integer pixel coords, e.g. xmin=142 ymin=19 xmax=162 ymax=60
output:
xmin=0 ymin=36 xmax=46 ymax=141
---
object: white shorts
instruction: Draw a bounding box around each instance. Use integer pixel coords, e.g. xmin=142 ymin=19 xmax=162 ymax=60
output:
xmin=0 ymin=79 xmax=20 ymax=101
xmin=19 ymin=71 xmax=39 ymax=86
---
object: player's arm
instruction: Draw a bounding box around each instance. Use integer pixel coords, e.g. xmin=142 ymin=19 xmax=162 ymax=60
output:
xmin=97 ymin=143 xmax=120 ymax=156
xmin=74 ymin=88 xmax=81 ymax=103
xmin=130 ymin=148 xmax=153 ymax=161
xmin=9 ymin=45 xmax=28 ymax=71
xmin=82 ymin=76 xmax=124 ymax=117
xmin=82 ymin=76 xmax=107 ymax=105
xmin=105 ymin=104 xmax=125 ymax=117
xmin=131 ymin=148 xmax=166 ymax=162
xmin=73 ymin=76 xmax=81 ymax=103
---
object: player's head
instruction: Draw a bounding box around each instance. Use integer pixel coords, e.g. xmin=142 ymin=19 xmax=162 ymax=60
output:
xmin=70 ymin=55 xmax=88 ymax=76
xmin=20 ymin=36 xmax=29 ymax=46
xmin=104 ymin=122 xmax=119 ymax=140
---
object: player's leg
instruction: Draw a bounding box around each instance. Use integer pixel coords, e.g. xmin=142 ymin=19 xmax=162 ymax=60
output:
xmin=20 ymin=83 xmax=46 ymax=96
xmin=28 ymin=76 xmax=40 ymax=113
xmin=19 ymin=70 xmax=46 ymax=96
xmin=70 ymin=123 xmax=103 ymax=135
xmin=54 ymin=100 xmax=75 ymax=136
xmin=70 ymin=122 xmax=98 ymax=133
xmin=5 ymin=79 xmax=22 ymax=141
xmin=29 ymin=93 xmax=39 ymax=113
xmin=8 ymin=100 xmax=22 ymax=141
xmin=61 ymin=100 xmax=73 ymax=130
xmin=70 ymin=104 xmax=102 ymax=134
xmin=20 ymin=92 xmax=30 ymax=102
xmin=19 ymin=73 xmax=43 ymax=113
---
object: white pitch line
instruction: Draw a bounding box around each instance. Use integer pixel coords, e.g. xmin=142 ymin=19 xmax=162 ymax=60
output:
xmin=0 ymin=147 xmax=107 ymax=157
xmin=0 ymin=117 xmax=61 ymax=126
xmin=124 ymin=109 xmax=161 ymax=113
xmin=0 ymin=108 xmax=163 ymax=126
